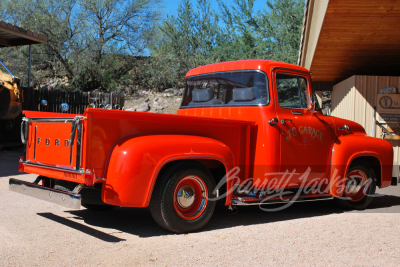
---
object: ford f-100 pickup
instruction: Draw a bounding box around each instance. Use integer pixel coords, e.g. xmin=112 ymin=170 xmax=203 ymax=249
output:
xmin=10 ymin=60 xmax=396 ymax=233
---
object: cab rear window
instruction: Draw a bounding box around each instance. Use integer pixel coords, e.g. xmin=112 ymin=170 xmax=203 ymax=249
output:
xmin=181 ymin=71 xmax=269 ymax=108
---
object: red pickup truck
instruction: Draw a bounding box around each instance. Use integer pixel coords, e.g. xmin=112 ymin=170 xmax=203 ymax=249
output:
xmin=10 ymin=60 xmax=396 ymax=233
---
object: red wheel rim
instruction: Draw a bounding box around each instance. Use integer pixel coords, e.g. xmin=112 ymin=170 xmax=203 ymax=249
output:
xmin=173 ymin=175 xmax=208 ymax=220
xmin=344 ymin=169 xmax=369 ymax=202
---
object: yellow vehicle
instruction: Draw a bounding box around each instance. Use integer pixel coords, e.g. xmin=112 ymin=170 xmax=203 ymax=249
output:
xmin=0 ymin=21 xmax=46 ymax=146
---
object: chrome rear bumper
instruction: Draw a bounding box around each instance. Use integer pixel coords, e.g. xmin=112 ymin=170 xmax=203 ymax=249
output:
xmin=9 ymin=178 xmax=81 ymax=209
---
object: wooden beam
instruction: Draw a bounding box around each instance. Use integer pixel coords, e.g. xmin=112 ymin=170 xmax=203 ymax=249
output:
xmin=311 ymin=81 xmax=334 ymax=91
xmin=0 ymin=36 xmax=12 ymax=47
xmin=0 ymin=21 xmax=46 ymax=45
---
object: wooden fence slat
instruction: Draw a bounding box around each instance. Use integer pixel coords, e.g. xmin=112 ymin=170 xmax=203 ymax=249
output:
xmin=24 ymin=89 xmax=125 ymax=114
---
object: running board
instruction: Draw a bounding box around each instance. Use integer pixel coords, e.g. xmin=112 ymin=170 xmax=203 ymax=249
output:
xmin=232 ymin=196 xmax=333 ymax=206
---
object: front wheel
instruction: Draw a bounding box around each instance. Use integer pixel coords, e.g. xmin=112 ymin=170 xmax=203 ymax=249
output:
xmin=149 ymin=162 xmax=216 ymax=233
xmin=335 ymin=161 xmax=376 ymax=210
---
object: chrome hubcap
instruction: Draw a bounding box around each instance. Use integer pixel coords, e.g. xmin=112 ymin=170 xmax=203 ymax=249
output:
xmin=176 ymin=186 xmax=195 ymax=209
xmin=344 ymin=169 xmax=369 ymax=202
xmin=346 ymin=179 xmax=362 ymax=194
xmin=173 ymin=175 xmax=208 ymax=220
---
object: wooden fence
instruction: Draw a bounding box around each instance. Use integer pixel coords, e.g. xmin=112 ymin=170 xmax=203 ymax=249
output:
xmin=22 ymin=88 xmax=125 ymax=114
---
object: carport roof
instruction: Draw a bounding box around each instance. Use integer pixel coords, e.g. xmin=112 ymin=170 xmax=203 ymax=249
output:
xmin=0 ymin=20 xmax=46 ymax=47
xmin=298 ymin=0 xmax=400 ymax=84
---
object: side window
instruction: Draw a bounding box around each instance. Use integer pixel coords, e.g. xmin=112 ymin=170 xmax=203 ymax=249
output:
xmin=276 ymin=73 xmax=309 ymax=109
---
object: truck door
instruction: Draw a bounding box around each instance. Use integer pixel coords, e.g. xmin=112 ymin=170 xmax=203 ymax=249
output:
xmin=273 ymin=70 xmax=334 ymax=187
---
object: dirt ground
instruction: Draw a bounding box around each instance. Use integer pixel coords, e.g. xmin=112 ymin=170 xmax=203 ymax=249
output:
xmin=1 ymin=149 xmax=400 ymax=266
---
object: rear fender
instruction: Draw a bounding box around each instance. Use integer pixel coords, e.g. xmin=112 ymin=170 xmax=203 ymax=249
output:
xmin=330 ymin=135 xmax=393 ymax=196
xmin=102 ymin=135 xmax=235 ymax=207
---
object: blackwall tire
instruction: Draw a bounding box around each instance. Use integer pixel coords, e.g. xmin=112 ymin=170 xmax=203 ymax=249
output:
xmin=149 ymin=162 xmax=216 ymax=233
xmin=335 ymin=161 xmax=376 ymax=210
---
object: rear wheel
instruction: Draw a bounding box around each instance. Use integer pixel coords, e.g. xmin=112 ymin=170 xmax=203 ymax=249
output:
xmin=336 ymin=161 xmax=376 ymax=210
xmin=149 ymin=162 xmax=216 ymax=233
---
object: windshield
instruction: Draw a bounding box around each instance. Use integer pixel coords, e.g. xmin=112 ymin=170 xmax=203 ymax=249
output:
xmin=181 ymin=71 xmax=269 ymax=108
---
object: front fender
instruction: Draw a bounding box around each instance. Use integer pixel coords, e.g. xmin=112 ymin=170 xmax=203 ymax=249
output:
xmin=102 ymin=135 xmax=235 ymax=207
xmin=330 ymin=134 xmax=393 ymax=196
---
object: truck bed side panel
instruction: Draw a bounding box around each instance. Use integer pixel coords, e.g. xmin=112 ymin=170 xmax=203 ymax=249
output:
xmin=87 ymin=109 xmax=253 ymax=181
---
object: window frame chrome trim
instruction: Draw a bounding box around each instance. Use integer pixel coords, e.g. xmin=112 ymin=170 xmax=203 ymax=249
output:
xmin=180 ymin=69 xmax=270 ymax=109
xmin=274 ymin=71 xmax=312 ymax=110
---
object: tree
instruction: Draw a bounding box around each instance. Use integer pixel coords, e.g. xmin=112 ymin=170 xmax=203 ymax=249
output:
xmin=0 ymin=0 xmax=162 ymax=90
xmin=151 ymin=0 xmax=222 ymax=75
xmin=217 ymin=0 xmax=305 ymax=64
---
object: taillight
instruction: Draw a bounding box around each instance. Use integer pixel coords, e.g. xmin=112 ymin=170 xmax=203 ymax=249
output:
xmin=85 ymin=168 xmax=96 ymax=186
xmin=18 ymin=157 xmax=24 ymax=172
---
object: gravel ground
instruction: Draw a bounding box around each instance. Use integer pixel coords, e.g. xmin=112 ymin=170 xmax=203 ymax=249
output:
xmin=1 ymin=149 xmax=400 ymax=266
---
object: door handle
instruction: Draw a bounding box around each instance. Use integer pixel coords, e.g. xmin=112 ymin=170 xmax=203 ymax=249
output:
xmin=291 ymin=111 xmax=302 ymax=115
xmin=280 ymin=119 xmax=292 ymax=124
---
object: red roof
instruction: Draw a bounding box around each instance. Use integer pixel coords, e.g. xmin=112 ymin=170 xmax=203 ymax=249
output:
xmin=186 ymin=60 xmax=309 ymax=77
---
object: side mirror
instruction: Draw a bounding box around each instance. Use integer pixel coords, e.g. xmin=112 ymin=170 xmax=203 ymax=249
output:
xmin=311 ymin=93 xmax=321 ymax=111
xmin=326 ymin=108 xmax=331 ymax=116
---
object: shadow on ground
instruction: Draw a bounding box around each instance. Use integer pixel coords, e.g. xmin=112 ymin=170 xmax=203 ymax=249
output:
xmin=0 ymin=148 xmax=25 ymax=178
xmin=39 ymin=194 xmax=400 ymax=241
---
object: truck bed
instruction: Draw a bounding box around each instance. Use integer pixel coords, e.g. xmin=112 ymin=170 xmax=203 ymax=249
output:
xmin=22 ymin=109 xmax=254 ymax=184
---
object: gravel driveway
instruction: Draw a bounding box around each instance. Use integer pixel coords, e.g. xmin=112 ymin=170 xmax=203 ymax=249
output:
xmin=1 ymin=149 xmax=399 ymax=266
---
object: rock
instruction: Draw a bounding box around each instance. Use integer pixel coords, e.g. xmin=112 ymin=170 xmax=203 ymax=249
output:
xmin=153 ymin=102 xmax=164 ymax=111
xmin=165 ymin=88 xmax=174 ymax=93
xmin=166 ymin=93 xmax=173 ymax=97
xmin=175 ymin=98 xmax=181 ymax=102
xmin=154 ymin=97 xmax=159 ymax=102
xmin=125 ymin=108 xmax=136 ymax=111
xmin=137 ymin=103 xmax=149 ymax=112
xmin=163 ymin=100 xmax=168 ymax=104
xmin=139 ymin=92 xmax=145 ymax=97
xmin=144 ymin=98 xmax=149 ymax=102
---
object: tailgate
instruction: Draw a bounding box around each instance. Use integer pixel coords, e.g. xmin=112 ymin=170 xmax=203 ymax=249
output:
xmin=21 ymin=114 xmax=86 ymax=182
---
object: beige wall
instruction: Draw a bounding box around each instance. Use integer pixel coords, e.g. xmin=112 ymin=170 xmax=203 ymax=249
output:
xmin=332 ymin=75 xmax=400 ymax=166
